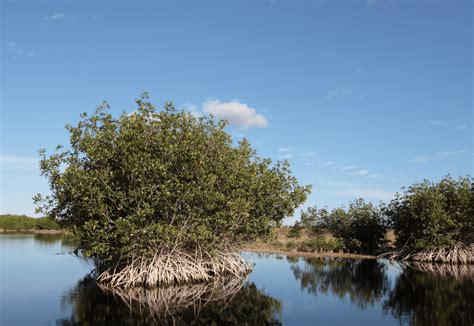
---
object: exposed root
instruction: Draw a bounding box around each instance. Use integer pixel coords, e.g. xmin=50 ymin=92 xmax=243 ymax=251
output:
xmin=98 ymin=275 xmax=248 ymax=318
xmin=96 ymin=247 xmax=254 ymax=288
xmin=401 ymin=261 xmax=474 ymax=281
xmin=379 ymin=243 xmax=474 ymax=264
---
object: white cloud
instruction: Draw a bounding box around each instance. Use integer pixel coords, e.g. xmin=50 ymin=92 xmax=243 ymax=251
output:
xmin=411 ymin=150 xmax=467 ymax=163
xmin=354 ymin=169 xmax=369 ymax=176
xmin=0 ymin=155 xmax=38 ymax=171
xmin=338 ymin=166 xmax=358 ymax=171
xmin=455 ymin=125 xmax=467 ymax=130
xmin=327 ymin=88 xmax=353 ymax=99
xmin=322 ymin=161 xmax=334 ymax=166
xmin=336 ymin=188 xmax=394 ymax=201
xmin=202 ymin=99 xmax=268 ymax=129
xmin=44 ymin=13 xmax=66 ymax=20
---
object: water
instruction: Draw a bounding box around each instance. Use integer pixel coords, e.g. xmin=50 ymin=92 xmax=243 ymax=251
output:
xmin=0 ymin=234 xmax=473 ymax=325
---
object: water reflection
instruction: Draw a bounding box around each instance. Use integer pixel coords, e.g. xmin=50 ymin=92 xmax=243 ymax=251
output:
xmin=57 ymin=277 xmax=282 ymax=325
xmin=383 ymin=265 xmax=474 ymax=326
xmin=290 ymin=257 xmax=389 ymax=309
xmin=288 ymin=256 xmax=474 ymax=325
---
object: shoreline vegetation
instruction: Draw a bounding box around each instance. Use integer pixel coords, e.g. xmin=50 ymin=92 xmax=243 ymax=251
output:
xmin=6 ymin=94 xmax=472 ymax=291
xmin=0 ymin=214 xmax=61 ymax=233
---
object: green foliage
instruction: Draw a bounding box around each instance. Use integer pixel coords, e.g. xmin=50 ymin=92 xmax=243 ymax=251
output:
xmin=296 ymin=238 xmax=345 ymax=253
xmin=35 ymin=93 xmax=310 ymax=265
xmin=297 ymin=199 xmax=387 ymax=252
xmin=287 ymin=221 xmax=303 ymax=238
xmin=386 ymin=175 xmax=473 ymax=251
xmin=0 ymin=214 xmax=60 ymax=230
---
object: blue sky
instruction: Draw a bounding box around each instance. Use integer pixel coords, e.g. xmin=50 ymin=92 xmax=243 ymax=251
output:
xmin=1 ymin=0 xmax=472 ymax=224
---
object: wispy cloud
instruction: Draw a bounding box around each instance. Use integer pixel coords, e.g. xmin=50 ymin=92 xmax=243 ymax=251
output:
xmin=327 ymin=88 xmax=353 ymax=99
xmin=322 ymin=161 xmax=334 ymax=166
xmin=202 ymin=99 xmax=268 ymax=129
xmin=427 ymin=120 xmax=447 ymax=127
xmin=0 ymin=155 xmax=38 ymax=171
xmin=44 ymin=13 xmax=66 ymax=20
xmin=337 ymin=166 xmax=358 ymax=171
xmin=368 ymin=174 xmax=382 ymax=178
xmin=277 ymin=153 xmax=293 ymax=159
xmin=336 ymin=188 xmax=394 ymax=201
xmin=411 ymin=150 xmax=468 ymax=163
xmin=455 ymin=125 xmax=467 ymax=130
xmin=354 ymin=169 xmax=369 ymax=176
xmin=3 ymin=42 xmax=34 ymax=59
xmin=295 ymin=151 xmax=315 ymax=157
xmin=277 ymin=146 xmax=295 ymax=152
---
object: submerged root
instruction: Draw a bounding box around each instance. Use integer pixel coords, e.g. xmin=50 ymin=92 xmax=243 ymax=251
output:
xmin=98 ymin=275 xmax=248 ymax=318
xmin=96 ymin=248 xmax=254 ymax=288
xmin=379 ymin=243 xmax=474 ymax=264
xmin=401 ymin=261 xmax=474 ymax=281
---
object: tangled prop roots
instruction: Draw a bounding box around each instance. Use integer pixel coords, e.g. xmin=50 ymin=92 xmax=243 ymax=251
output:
xmin=379 ymin=243 xmax=474 ymax=264
xmin=96 ymin=249 xmax=253 ymax=288
xmin=98 ymin=276 xmax=247 ymax=318
xmin=401 ymin=261 xmax=474 ymax=281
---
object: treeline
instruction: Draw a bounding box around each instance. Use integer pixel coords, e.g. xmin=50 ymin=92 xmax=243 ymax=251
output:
xmin=0 ymin=214 xmax=60 ymax=231
xmin=290 ymin=175 xmax=473 ymax=263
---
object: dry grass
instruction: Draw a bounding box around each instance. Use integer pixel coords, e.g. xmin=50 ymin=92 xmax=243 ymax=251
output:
xmin=379 ymin=243 xmax=474 ymax=264
xmin=96 ymin=247 xmax=253 ymax=288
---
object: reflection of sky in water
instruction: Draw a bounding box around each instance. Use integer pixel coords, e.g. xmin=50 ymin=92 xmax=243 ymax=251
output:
xmin=244 ymin=252 xmax=400 ymax=325
xmin=1 ymin=236 xmax=472 ymax=325
xmin=0 ymin=234 xmax=92 ymax=325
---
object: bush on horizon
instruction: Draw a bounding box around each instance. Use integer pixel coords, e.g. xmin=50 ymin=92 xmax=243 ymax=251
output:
xmin=296 ymin=199 xmax=388 ymax=253
xmin=34 ymin=93 xmax=311 ymax=267
xmin=0 ymin=214 xmax=60 ymax=230
xmin=386 ymin=175 xmax=473 ymax=252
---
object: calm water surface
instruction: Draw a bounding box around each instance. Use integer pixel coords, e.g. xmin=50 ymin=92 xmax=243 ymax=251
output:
xmin=0 ymin=233 xmax=473 ymax=325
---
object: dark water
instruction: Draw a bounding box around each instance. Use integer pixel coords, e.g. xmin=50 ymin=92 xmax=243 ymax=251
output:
xmin=0 ymin=234 xmax=473 ymax=325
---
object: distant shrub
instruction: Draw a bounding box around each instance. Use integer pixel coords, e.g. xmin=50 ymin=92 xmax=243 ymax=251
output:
xmin=286 ymin=241 xmax=298 ymax=251
xmin=386 ymin=175 xmax=473 ymax=252
xmin=288 ymin=221 xmax=303 ymax=238
xmin=298 ymin=199 xmax=387 ymax=253
xmin=297 ymin=238 xmax=345 ymax=253
xmin=0 ymin=214 xmax=60 ymax=230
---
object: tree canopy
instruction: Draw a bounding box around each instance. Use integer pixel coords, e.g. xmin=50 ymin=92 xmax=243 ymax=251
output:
xmin=386 ymin=175 xmax=473 ymax=252
xmin=35 ymin=93 xmax=311 ymax=266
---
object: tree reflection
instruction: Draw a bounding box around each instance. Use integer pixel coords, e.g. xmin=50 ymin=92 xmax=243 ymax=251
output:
xmin=57 ymin=276 xmax=281 ymax=325
xmin=383 ymin=264 xmax=474 ymax=326
xmin=290 ymin=257 xmax=389 ymax=309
